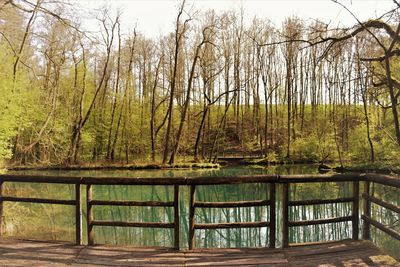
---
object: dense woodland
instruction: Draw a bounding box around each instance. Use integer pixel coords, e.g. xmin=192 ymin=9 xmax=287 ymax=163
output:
xmin=1 ymin=0 xmax=400 ymax=166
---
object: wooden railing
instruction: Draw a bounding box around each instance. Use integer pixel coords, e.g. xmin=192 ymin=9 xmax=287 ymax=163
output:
xmin=188 ymin=182 xmax=275 ymax=249
xmin=362 ymin=174 xmax=400 ymax=241
xmin=280 ymin=175 xmax=360 ymax=247
xmin=0 ymin=173 xmax=398 ymax=250
xmin=86 ymin=184 xmax=180 ymax=249
xmin=0 ymin=175 xmax=82 ymax=245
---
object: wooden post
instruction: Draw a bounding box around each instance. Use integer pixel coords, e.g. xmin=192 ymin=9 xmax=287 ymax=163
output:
xmin=269 ymin=183 xmax=276 ymax=248
xmin=0 ymin=181 xmax=3 ymax=236
xmin=173 ymin=185 xmax=179 ymax=250
xmin=362 ymin=181 xmax=371 ymax=240
xmin=352 ymin=181 xmax=359 ymax=240
xmin=189 ymin=185 xmax=196 ymax=250
xmin=282 ymin=183 xmax=289 ymax=248
xmin=87 ymin=184 xmax=94 ymax=245
xmin=75 ymin=182 xmax=81 ymax=245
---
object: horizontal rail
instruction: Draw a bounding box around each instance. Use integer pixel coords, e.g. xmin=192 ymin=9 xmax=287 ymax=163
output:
xmin=195 ymin=200 xmax=270 ymax=208
xmin=195 ymin=221 xmax=270 ymax=229
xmin=362 ymin=215 xmax=400 ymax=241
xmin=1 ymin=173 xmax=399 ymax=187
xmin=362 ymin=194 xmax=400 ymax=214
xmin=0 ymin=173 xmax=376 ymax=185
xmin=0 ymin=196 xmax=76 ymax=205
xmin=366 ymin=174 xmax=400 ymax=188
xmin=289 ymin=197 xmax=354 ymax=206
xmin=278 ymin=174 xmax=365 ymax=183
xmin=289 ymin=216 xmax=353 ymax=227
xmin=1 ymin=173 xmax=398 ymax=187
xmin=0 ymin=175 xmax=81 ymax=184
xmin=91 ymin=220 xmax=175 ymax=228
xmin=90 ymin=200 xmax=174 ymax=207
xmin=83 ymin=177 xmax=188 ymax=185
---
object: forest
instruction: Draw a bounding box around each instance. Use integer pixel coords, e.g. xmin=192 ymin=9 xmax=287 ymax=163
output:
xmin=1 ymin=0 xmax=400 ymax=167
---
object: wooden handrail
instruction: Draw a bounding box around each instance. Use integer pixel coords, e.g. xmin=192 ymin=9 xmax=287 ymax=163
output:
xmin=365 ymin=173 xmax=400 ymax=188
xmin=188 ymin=182 xmax=274 ymax=250
xmin=194 ymin=200 xmax=271 ymax=208
xmin=288 ymin=216 xmax=353 ymax=227
xmin=0 ymin=172 xmax=398 ymax=250
xmin=362 ymin=215 xmax=400 ymax=241
xmin=363 ymin=194 xmax=400 ymax=214
xmin=90 ymin=200 xmax=174 ymax=207
xmin=361 ymin=176 xmax=400 ymax=242
xmin=288 ymin=197 xmax=354 ymax=206
xmin=4 ymin=172 xmax=397 ymax=186
xmin=283 ymin=180 xmax=361 ymax=247
xmin=86 ymin=183 xmax=180 ymax=249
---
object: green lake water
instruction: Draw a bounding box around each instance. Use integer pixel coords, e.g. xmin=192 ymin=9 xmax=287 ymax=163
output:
xmin=3 ymin=164 xmax=399 ymax=259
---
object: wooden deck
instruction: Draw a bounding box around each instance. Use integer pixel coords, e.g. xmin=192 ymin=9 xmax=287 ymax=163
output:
xmin=0 ymin=239 xmax=398 ymax=267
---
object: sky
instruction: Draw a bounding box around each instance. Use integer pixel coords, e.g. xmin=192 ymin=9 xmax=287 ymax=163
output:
xmin=74 ymin=0 xmax=396 ymax=38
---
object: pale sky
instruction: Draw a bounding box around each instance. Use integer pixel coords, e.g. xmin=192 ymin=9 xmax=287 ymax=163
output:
xmin=74 ymin=0 xmax=396 ymax=38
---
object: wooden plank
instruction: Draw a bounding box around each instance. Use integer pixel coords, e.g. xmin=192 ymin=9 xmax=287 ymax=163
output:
xmin=90 ymin=199 xmax=174 ymax=207
xmin=87 ymin=184 xmax=94 ymax=245
xmin=91 ymin=220 xmax=175 ymax=228
xmin=287 ymin=238 xmax=359 ymax=248
xmin=0 ymin=196 xmax=76 ymax=205
xmin=363 ymin=181 xmax=371 ymax=240
xmin=352 ymin=181 xmax=359 ymax=240
xmin=289 ymin=216 xmax=352 ymax=227
xmin=184 ymin=257 xmax=288 ymax=266
xmin=0 ymin=239 xmax=397 ymax=266
xmin=194 ymin=221 xmax=270 ymax=229
xmin=362 ymin=215 xmax=400 ymax=241
xmin=189 ymin=185 xmax=196 ymax=250
xmin=195 ymin=200 xmax=271 ymax=208
xmin=174 ymin=184 xmax=180 ymax=250
xmin=282 ymin=183 xmax=289 ymax=248
xmin=75 ymin=182 xmax=81 ymax=245
xmin=269 ymin=183 xmax=276 ymax=248
xmin=363 ymin=193 xmax=400 ymax=214
xmin=288 ymin=197 xmax=354 ymax=206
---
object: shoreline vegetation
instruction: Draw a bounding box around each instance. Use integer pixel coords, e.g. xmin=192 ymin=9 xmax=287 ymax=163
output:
xmin=5 ymin=162 xmax=220 ymax=171
xmin=3 ymin=159 xmax=399 ymax=176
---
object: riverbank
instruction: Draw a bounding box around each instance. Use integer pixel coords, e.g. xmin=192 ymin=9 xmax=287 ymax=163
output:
xmin=334 ymin=162 xmax=400 ymax=175
xmin=3 ymin=158 xmax=400 ymax=176
xmin=5 ymin=162 xmax=220 ymax=171
xmin=226 ymin=157 xmax=400 ymax=175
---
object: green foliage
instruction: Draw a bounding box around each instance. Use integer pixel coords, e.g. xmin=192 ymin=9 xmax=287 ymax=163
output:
xmin=291 ymin=136 xmax=319 ymax=162
xmin=265 ymin=151 xmax=279 ymax=163
xmin=0 ymin=43 xmax=29 ymax=161
xmin=2 ymin=6 xmax=400 ymax=167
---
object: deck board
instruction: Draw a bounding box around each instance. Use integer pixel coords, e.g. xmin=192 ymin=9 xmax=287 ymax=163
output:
xmin=0 ymin=239 xmax=398 ymax=266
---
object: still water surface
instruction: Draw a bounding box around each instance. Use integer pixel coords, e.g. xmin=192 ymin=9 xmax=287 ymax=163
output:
xmin=4 ymin=164 xmax=399 ymax=258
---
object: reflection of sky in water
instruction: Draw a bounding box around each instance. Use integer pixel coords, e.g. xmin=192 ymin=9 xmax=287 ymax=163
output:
xmin=7 ymin=164 xmax=321 ymax=178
